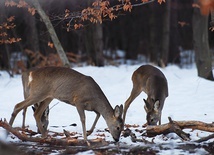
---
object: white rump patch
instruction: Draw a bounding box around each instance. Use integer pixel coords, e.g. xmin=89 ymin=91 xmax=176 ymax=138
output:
xmin=28 ymin=72 xmax=33 ymax=86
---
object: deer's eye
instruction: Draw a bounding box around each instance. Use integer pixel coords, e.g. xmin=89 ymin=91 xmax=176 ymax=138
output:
xmin=117 ymin=127 xmax=120 ymax=130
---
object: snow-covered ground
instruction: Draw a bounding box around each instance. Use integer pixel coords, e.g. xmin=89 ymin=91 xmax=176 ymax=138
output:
xmin=0 ymin=64 xmax=213 ymax=154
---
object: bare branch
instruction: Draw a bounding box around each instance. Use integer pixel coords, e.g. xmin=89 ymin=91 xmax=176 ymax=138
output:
xmin=195 ymin=133 xmax=214 ymax=143
xmin=57 ymin=0 xmax=155 ymax=30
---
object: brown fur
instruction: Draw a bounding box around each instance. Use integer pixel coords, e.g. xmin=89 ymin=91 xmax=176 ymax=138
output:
xmin=9 ymin=66 xmax=123 ymax=141
xmin=123 ymin=65 xmax=168 ymax=126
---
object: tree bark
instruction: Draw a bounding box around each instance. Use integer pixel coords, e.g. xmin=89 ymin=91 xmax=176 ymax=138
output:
xmin=193 ymin=0 xmax=214 ymax=81
xmin=160 ymin=0 xmax=170 ymax=67
xmin=168 ymin=0 xmax=180 ymax=64
xmin=0 ymin=4 xmax=10 ymax=71
xmin=83 ymin=0 xmax=104 ymax=66
xmin=148 ymin=3 xmax=158 ymax=63
xmin=146 ymin=117 xmax=214 ymax=140
xmin=31 ymin=0 xmax=70 ymax=67
xmin=85 ymin=23 xmax=104 ymax=66
xmin=210 ymin=10 xmax=214 ymax=27
xmin=25 ymin=14 xmax=39 ymax=53
xmin=148 ymin=2 xmax=170 ymax=66
xmin=24 ymin=12 xmax=40 ymax=68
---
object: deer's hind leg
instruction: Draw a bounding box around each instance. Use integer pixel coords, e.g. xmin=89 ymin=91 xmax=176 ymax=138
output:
xmin=22 ymin=108 xmax=27 ymax=128
xmin=123 ymin=85 xmax=143 ymax=125
xmin=9 ymin=97 xmax=43 ymax=127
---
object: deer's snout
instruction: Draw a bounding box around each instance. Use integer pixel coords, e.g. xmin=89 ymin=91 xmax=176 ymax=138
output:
xmin=113 ymin=138 xmax=119 ymax=142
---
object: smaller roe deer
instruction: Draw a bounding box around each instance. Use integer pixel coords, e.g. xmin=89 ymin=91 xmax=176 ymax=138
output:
xmin=9 ymin=67 xmax=123 ymax=141
xmin=123 ymin=65 xmax=168 ymax=126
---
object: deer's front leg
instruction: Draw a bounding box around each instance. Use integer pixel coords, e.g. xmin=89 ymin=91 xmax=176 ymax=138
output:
xmin=76 ymin=106 xmax=87 ymax=141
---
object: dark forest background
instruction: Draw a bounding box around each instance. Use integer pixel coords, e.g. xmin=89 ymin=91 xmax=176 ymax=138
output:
xmin=0 ymin=0 xmax=213 ymax=74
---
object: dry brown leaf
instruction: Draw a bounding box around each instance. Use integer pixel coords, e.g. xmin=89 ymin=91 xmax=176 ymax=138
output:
xmin=142 ymin=0 xmax=149 ymax=2
xmin=48 ymin=42 xmax=54 ymax=48
xmin=124 ymin=124 xmax=140 ymax=128
xmin=199 ymin=0 xmax=214 ymax=15
xmin=158 ymin=0 xmax=165 ymax=5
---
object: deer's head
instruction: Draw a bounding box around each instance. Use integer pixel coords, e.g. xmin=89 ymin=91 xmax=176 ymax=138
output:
xmin=107 ymin=105 xmax=123 ymax=142
xmin=144 ymin=99 xmax=161 ymax=125
xmin=32 ymin=104 xmax=49 ymax=133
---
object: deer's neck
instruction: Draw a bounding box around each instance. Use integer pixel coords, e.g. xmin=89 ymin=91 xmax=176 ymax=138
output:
xmin=96 ymin=99 xmax=114 ymax=121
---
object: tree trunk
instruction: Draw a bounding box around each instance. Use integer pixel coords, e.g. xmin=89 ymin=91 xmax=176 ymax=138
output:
xmin=84 ymin=24 xmax=104 ymax=67
xmin=160 ymin=0 xmax=170 ymax=67
xmin=93 ymin=23 xmax=104 ymax=66
xmin=193 ymin=0 xmax=214 ymax=81
xmin=0 ymin=4 xmax=8 ymax=70
xmin=148 ymin=3 xmax=158 ymax=63
xmin=24 ymin=12 xmax=40 ymax=68
xmin=31 ymin=0 xmax=70 ymax=67
xmin=168 ymin=0 xmax=180 ymax=64
xmin=210 ymin=10 xmax=214 ymax=27
xmin=83 ymin=0 xmax=104 ymax=66
xmin=25 ymin=14 xmax=39 ymax=53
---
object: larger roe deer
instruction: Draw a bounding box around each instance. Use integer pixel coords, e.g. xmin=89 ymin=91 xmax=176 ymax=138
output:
xmin=123 ymin=65 xmax=168 ymax=126
xmin=9 ymin=67 xmax=123 ymax=141
xmin=21 ymin=68 xmax=50 ymax=133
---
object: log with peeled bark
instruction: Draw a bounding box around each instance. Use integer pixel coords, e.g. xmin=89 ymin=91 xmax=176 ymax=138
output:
xmin=145 ymin=117 xmax=214 ymax=141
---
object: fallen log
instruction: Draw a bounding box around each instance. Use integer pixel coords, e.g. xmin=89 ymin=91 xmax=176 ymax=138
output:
xmin=145 ymin=117 xmax=214 ymax=141
xmin=0 ymin=119 xmax=109 ymax=146
xmin=2 ymin=117 xmax=214 ymax=144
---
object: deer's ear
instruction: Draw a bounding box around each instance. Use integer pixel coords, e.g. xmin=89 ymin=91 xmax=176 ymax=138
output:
xmin=144 ymin=105 xmax=148 ymax=113
xmin=144 ymin=99 xmax=151 ymax=110
xmin=114 ymin=105 xmax=123 ymax=118
xmin=143 ymin=99 xmax=148 ymax=105
xmin=32 ymin=106 xmax=36 ymax=112
xmin=154 ymin=100 xmax=160 ymax=112
xmin=119 ymin=104 xmax=123 ymax=114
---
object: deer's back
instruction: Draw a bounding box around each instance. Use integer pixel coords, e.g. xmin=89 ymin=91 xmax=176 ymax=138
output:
xmin=26 ymin=67 xmax=111 ymax=110
xmin=132 ymin=65 xmax=168 ymax=98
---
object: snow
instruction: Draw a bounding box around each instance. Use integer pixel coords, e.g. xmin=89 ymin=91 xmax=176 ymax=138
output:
xmin=0 ymin=64 xmax=213 ymax=154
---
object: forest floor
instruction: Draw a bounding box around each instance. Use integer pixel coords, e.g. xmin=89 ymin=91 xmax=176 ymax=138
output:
xmin=6 ymin=138 xmax=214 ymax=155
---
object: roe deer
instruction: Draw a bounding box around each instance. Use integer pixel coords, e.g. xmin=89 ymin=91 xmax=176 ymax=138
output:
xmin=21 ymin=69 xmax=50 ymax=133
xmin=123 ymin=65 xmax=168 ymax=126
xmin=9 ymin=66 xmax=123 ymax=141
